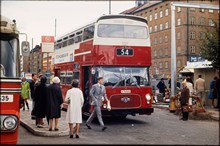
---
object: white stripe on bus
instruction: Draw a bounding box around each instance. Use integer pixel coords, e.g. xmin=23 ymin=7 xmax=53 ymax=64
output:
xmin=74 ymin=51 xmax=92 ymax=57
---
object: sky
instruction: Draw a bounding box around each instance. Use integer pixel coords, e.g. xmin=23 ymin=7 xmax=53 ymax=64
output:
xmin=2 ymin=0 xmax=135 ymax=49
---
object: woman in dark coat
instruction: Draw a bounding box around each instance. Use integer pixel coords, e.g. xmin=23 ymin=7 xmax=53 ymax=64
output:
xmin=33 ymin=76 xmax=47 ymax=127
xmin=46 ymin=76 xmax=63 ymax=131
xmin=179 ymin=81 xmax=190 ymax=121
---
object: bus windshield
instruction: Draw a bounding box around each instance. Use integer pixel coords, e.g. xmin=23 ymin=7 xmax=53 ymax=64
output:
xmin=95 ymin=66 xmax=150 ymax=87
xmin=1 ymin=36 xmax=18 ymax=78
xmin=98 ymin=24 xmax=148 ymax=39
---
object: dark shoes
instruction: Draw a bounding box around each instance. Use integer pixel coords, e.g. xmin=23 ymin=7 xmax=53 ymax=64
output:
xmin=55 ymin=128 xmax=59 ymax=131
xmin=102 ymin=126 xmax=107 ymax=131
xmin=86 ymin=124 xmax=91 ymax=129
xmin=69 ymin=135 xmax=73 ymax=138
xmin=75 ymin=134 xmax=79 ymax=138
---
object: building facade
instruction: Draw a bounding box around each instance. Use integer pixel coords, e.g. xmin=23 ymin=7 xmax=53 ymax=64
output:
xmin=28 ymin=45 xmax=43 ymax=74
xmin=122 ymin=0 xmax=219 ymax=78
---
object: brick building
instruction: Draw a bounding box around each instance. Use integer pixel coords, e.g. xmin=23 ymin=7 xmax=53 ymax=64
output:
xmin=122 ymin=0 xmax=219 ymax=78
xmin=28 ymin=45 xmax=43 ymax=74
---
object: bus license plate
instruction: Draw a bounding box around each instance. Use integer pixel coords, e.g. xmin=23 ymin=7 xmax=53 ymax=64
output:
xmin=116 ymin=48 xmax=133 ymax=56
xmin=0 ymin=95 xmax=14 ymax=102
xmin=121 ymin=90 xmax=131 ymax=93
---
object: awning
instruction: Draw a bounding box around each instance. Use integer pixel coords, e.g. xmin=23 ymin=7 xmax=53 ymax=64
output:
xmin=185 ymin=60 xmax=212 ymax=69
xmin=179 ymin=68 xmax=194 ymax=73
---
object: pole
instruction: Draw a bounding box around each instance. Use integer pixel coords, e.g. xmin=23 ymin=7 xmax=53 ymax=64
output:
xmin=54 ymin=18 xmax=57 ymax=37
xmin=109 ymin=0 xmax=111 ymax=14
xmin=47 ymin=53 xmax=49 ymax=73
xmin=171 ymin=3 xmax=177 ymax=97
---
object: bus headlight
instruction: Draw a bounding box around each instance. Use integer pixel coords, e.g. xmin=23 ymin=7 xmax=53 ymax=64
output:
xmin=145 ymin=94 xmax=151 ymax=104
xmin=1 ymin=115 xmax=18 ymax=131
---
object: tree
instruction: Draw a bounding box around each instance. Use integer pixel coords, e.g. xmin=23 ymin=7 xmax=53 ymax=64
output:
xmin=199 ymin=23 xmax=219 ymax=72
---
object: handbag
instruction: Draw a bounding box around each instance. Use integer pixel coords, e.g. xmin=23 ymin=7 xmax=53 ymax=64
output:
xmin=182 ymin=105 xmax=193 ymax=112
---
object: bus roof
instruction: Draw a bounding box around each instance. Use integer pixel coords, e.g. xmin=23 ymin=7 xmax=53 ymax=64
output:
xmin=97 ymin=14 xmax=148 ymax=24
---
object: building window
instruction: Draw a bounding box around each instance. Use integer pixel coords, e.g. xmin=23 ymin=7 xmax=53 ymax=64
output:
xmin=209 ymin=19 xmax=215 ymax=26
xmin=150 ymin=15 xmax=152 ymax=21
xmin=209 ymin=9 xmax=214 ymax=13
xmin=190 ymin=17 xmax=196 ymax=25
xmin=160 ymin=24 xmax=163 ymax=31
xmin=177 ymin=46 xmax=181 ymax=54
xmin=177 ymin=60 xmax=181 ymax=67
xmin=177 ymin=18 xmax=181 ymax=26
xmin=165 ymin=35 xmax=168 ymax=42
xmin=149 ymin=27 xmax=152 ymax=33
xmin=159 ymin=36 xmax=163 ymax=44
xmin=159 ymin=62 xmax=163 ymax=69
xmin=155 ymin=13 xmax=157 ymax=20
xmin=165 ymin=48 xmax=168 ymax=56
xmin=177 ymin=7 xmax=181 ymax=12
xmin=191 ymin=46 xmax=196 ymax=53
xmin=165 ymin=22 xmax=168 ymax=29
xmin=154 ymin=50 xmax=157 ymax=57
xmin=200 ymin=8 xmax=205 ymax=12
xmin=200 ymin=17 xmax=205 ymax=25
xmin=154 ymin=38 xmax=158 ymax=45
xmin=154 ymin=25 xmax=157 ymax=32
xmin=190 ymin=8 xmax=196 ymax=12
xmin=177 ymin=32 xmax=181 ymax=39
xmin=190 ymin=32 xmax=196 ymax=39
xmin=165 ymin=61 xmax=168 ymax=69
xmin=160 ymin=11 xmax=163 ymax=18
xmin=165 ymin=9 xmax=168 ymax=16
xmin=159 ymin=49 xmax=163 ymax=57
xmin=200 ymin=32 xmax=205 ymax=39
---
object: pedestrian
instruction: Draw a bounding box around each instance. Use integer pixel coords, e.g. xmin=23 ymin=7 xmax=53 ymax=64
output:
xmin=28 ymin=73 xmax=38 ymax=123
xmin=186 ymin=78 xmax=194 ymax=105
xmin=46 ymin=76 xmax=63 ymax=131
xmin=194 ymin=75 xmax=205 ymax=106
xmin=85 ymin=77 xmax=109 ymax=131
xmin=156 ymin=78 xmax=167 ymax=98
xmin=21 ymin=77 xmax=30 ymax=110
xmin=32 ymin=76 xmax=48 ymax=127
xmin=29 ymin=73 xmax=37 ymax=99
xmin=179 ymin=81 xmax=190 ymax=121
xmin=208 ymin=77 xmax=218 ymax=108
xmin=65 ymin=80 xmax=84 ymax=138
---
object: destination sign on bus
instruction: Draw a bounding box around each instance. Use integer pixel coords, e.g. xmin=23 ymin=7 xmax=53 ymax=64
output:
xmin=116 ymin=48 xmax=133 ymax=56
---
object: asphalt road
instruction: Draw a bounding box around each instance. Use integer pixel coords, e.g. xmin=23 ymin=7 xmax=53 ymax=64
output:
xmin=18 ymin=108 xmax=219 ymax=145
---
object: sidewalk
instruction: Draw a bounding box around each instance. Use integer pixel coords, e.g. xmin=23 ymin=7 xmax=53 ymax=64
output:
xmin=20 ymin=100 xmax=69 ymax=137
xmin=20 ymin=100 xmax=219 ymax=137
xmin=153 ymin=103 xmax=219 ymax=121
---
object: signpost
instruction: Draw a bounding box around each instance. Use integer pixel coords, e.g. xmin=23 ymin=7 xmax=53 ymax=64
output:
xmin=41 ymin=36 xmax=55 ymax=74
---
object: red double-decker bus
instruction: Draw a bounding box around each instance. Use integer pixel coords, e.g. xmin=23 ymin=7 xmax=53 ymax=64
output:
xmin=0 ymin=15 xmax=21 ymax=144
xmin=53 ymin=14 xmax=153 ymax=118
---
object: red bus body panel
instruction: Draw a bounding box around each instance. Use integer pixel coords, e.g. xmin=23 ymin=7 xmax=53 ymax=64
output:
xmin=0 ymin=81 xmax=21 ymax=144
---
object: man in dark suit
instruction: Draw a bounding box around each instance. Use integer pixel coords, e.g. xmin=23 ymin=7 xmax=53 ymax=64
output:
xmin=85 ymin=77 xmax=109 ymax=131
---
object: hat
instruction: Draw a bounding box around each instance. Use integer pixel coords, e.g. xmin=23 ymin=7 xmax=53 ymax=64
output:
xmin=52 ymin=76 xmax=60 ymax=84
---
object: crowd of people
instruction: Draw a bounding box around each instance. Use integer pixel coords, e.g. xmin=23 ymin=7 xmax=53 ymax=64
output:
xmin=21 ymin=73 xmax=110 ymax=138
xmin=155 ymin=74 xmax=220 ymax=121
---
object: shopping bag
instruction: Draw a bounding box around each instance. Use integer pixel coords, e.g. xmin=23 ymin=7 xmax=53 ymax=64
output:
xmin=182 ymin=105 xmax=193 ymax=112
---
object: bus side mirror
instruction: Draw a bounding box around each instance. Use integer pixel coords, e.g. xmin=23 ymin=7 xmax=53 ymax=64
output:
xmin=21 ymin=41 xmax=30 ymax=56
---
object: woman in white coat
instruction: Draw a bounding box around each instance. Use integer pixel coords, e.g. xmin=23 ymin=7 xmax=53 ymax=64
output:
xmin=65 ymin=80 xmax=84 ymax=138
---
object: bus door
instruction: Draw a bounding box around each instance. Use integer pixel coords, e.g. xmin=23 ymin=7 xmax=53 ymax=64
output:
xmin=82 ymin=66 xmax=90 ymax=113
